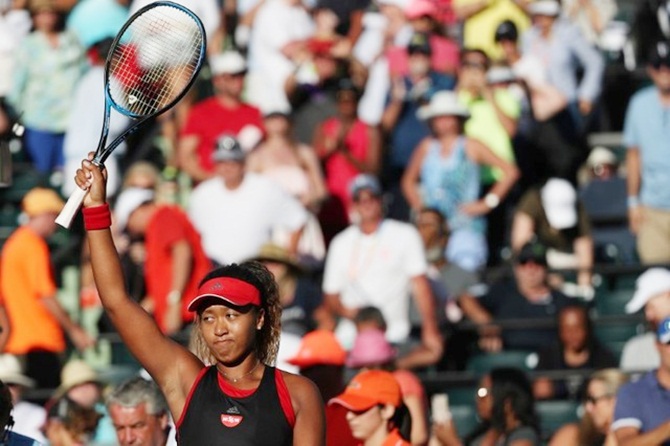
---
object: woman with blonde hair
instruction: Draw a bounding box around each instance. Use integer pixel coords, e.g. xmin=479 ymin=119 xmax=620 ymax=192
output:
xmin=549 ymin=368 xmax=629 ymax=446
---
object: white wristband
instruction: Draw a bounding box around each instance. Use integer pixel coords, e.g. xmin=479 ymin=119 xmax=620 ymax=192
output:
xmin=167 ymin=290 xmax=181 ymax=305
xmin=484 ymin=193 xmax=500 ymax=209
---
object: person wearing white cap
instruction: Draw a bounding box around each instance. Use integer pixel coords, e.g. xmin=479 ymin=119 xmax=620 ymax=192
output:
xmin=611 ymin=314 xmax=670 ymax=445
xmin=401 ymin=90 xmax=519 ymax=271
xmin=177 ymin=50 xmax=263 ymax=184
xmin=511 ymin=177 xmax=594 ymax=292
xmin=619 ymin=268 xmax=670 ymax=373
xmin=0 ymin=354 xmax=47 ymax=443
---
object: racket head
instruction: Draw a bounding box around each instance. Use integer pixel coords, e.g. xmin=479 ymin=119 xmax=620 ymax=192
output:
xmin=104 ymin=1 xmax=206 ymax=120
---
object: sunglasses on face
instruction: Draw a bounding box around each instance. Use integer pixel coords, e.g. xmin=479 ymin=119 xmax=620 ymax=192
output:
xmin=652 ymin=60 xmax=670 ymax=70
xmin=462 ymin=61 xmax=487 ymax=71
xmin=584 ymin=394 xmax=611 ymax=405
xmin=516 ymin=257 xmax=546 ymax=266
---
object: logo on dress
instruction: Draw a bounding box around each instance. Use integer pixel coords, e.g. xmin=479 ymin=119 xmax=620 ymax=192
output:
xmin=221 ymin=406 xmax=243 ymax=427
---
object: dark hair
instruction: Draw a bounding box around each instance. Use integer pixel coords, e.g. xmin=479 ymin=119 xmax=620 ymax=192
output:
xmin=460 ymin=48 xmax=490 ymax=69
xmin=354 ymin=306 xmax=387 ymax=332
xmin=0 ymin=381 xmax=11 ymax=430
xmin=45 ymin=397 xmax=102 ymax=441
xmin=490 ymin=367 xmax=539 ymax=434
xmin=192 ymin=262 xmax=282 ymax=366
xmin=415 ymin=207 xmax=450 ymax=237
xmin=495 ymin=20 xmax=518 ymax=42
xmin=300 ymin=365 xmax=345 ymax=402
xmin=557 ymin=304 xmax=595 ymax=350
xmin=391 ymin=402 xmax=412 ymax=441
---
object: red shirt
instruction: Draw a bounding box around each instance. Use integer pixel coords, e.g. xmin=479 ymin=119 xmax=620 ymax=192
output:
xmin=181 ymin=98 xmax=263 ymax=172
xmin=144 ymin=206 xmax=212 ymax=332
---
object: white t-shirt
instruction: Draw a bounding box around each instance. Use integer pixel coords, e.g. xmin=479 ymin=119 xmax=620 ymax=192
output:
xmin=620 ymin=332 xmax=659 ymax=373
xmin=188 ymin=173 xmax=308 ymax=265
xmin=322 ymin=219 xmax=428 ymax=342
xmin=0 ymin=9 xmax=31 ymax=97
xmin=13 ymin=400 xmax=47 ymax=444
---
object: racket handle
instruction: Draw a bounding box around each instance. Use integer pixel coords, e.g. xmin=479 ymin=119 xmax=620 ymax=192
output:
xmin=55 ymin=187 xmax=88 ymax=229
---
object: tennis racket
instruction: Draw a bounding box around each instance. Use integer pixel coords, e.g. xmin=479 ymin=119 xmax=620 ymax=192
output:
xmin=56 ymin=1 xmax=206 ymax=228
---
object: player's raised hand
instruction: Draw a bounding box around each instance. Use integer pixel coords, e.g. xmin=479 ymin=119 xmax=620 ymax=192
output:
xmin=75 ymin=153 xmax=108 ymax=208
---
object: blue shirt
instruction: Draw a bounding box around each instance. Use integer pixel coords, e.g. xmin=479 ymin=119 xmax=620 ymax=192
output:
xmin=521 ymin=19 xmax=604 ymax=102
xmin=612 ymin=371 xmax=670 ymax=444
xmin=624 ymin=86 xmax=670 ymax=209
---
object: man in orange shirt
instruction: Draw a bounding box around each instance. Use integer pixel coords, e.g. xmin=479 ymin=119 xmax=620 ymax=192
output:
xmin=0 ymin=188 xmax=94 ymax=389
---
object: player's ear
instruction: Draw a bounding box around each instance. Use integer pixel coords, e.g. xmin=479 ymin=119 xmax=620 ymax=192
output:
xmin=255 ymin=308 xmax=265 ymax=330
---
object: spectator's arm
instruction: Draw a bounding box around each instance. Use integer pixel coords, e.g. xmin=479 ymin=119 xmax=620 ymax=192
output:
xmin=483 ymin=88 xmax=518 ymax=137
xmin=570 ymin=27 xmax=605 ymax=106
xmin=40 ymin=296 xmax=95 ymax=351
xmin=626 ymin=147 xmax=642 ymax=234
xmin=299 ymin=145 xmax=329 ymax=210
xmin=404 ymin=393 xmax=429 ymax=445
xmin=380 ymin=79 xmax=405 ymax=133
xmin=615 ymin=422 xmax=670 ymax=446
xmin=163 ymin=240 xmax=192 ymax=335
xmin=401 ymin=139 xmax=429 ymax=213
xmin=453 ymin=0 xmax=489 ymax=20
xmin=510 ymin=211 xmax=535 ymax=251
xmin=408 ymin=275 xmax=443 ymax=364
xmin=362 ymin=125 xmax=382 ymax=174
xmin=457 ymin=294 xmax=493 ymax=325
xmin=320 ymin=293 xmax=358 ymax=325
xmin=573 ymin=235 xmax=594 ymax=287
xmin=176 ymin=135 xmax=211 ymax=183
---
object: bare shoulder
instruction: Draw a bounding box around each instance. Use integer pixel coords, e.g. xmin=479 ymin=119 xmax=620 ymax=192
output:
xmin=548 ymin=422 xmax=579 ymax=446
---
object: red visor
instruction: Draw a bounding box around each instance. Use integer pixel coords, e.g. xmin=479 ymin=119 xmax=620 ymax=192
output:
xmin=187 ymin=277 xmax=261 ymax=312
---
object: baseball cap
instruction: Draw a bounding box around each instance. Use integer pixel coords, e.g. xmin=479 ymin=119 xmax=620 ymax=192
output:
xmin=658 ymin=318 xmax=670 ymax=344
xmin=515 ymin=240 xmax=547 ymax=266
xmin=210 ymin=51 xmax=247 ymax=76
xmin=287 ymin=330 xmax=346 ymax=368
xmin=212 ymin=134 xmax=245 ymax=163
xmin=407 ymin=32 xmax=432 ymax=55
xmin=541 ymin=178 xmax=578 ymax=230
xmin=113 ymin=187 xmax=154 ymax=230
xmin=187 ymin=276 xmax=261 ymax=312
xmin=346 ymin=328 xmax=397 ymax=368
xmin=495 ymin=20 xmax=518 ymax=42
xmin=586 ymin=146 xmax=617 ymax=168
xmin=349 ymin=174 xmax=382 ymax=199
xmin=329 ymin=369 xmax=402 ymax=411
xmin=626 ymin=268 xmax=670 ymax=314
xmin=528 ymin=0 xmax=561 ymax=16
xmin=404 ymin=0 xmax=437 ymax=19
xmin=22 ymin=187 xmax=65 ymax=217
xmin=649 ymin=41 xmax=670 ymax=68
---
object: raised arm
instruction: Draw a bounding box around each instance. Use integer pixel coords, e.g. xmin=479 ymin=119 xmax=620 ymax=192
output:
xmin=74 ymin=158 xmax=203 ymax=419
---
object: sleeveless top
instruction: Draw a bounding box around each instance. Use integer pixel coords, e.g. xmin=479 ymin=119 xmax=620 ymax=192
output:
xmin=420 ymin=136 xmax=485 ymax=234
xmin=177 ymin=366 xmax=294 ymax=445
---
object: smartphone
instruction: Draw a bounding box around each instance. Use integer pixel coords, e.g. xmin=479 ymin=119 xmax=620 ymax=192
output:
xmin=431 ymin=393 xmax=451 ymax=424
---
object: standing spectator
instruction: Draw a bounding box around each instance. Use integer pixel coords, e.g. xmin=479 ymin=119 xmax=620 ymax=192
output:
xmin=329 ymin=369 xmax=412 ymax=446
xmin=71 ymin=154 xmax=326 ymax=444
xmin=7 ymin=0 xmax=86 ymax=176
xmin=0 ymin=0 xmax=31 ymax=102
xmin=381 ymin=32 xmax=455 ymax=221
xmin=188 ymin=135 xmax=308 ymax=266
xmin=625 ymin=41 xmax=670 ymax=265
xmin=0 ymin=354 xmax=46 ymax=442
xmin=0 ymin=188 xmax=94 ymax=390
xmin=561 ymin=0 xmax=618 ymax=47
xmin=612 ymin=317 xmax=670 ymax=445
xmin=313 ymin=78 xmax=381 ymax=243
xmin=458 ymin=240 xmax=572 ymax=352
xmin=320 ymin=174 xmax=443 ymax=368
xmin=177 ymin=51 xmax=263 ymax=184
xmin=246 ymin=0 xmax=314 ymax=113
xmin=511 ymin=178 xmax=594 ymax=291
xmin=453 ymin=0 xmax=530 ymax=60
xmin=106 ymin=377 xmax=171 ymax=446
xmin=620 ymin=268 xmax=670 ymax=373
xmin=402 ymin=90 xmax=519 ymax=271
xmin=118 ymin=187 xmax=213 ymax=335
xmin=521 ymin=0 xmax=605 ymax=135
xmin=549 ymin=368 xmax=629 ymax=446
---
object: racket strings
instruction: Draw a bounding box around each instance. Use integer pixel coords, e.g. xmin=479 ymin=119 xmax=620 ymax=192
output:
xmin=107 ymin=5 xmax=204 ymax=117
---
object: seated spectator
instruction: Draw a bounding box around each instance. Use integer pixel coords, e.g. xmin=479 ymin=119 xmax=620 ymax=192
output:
xmin=401 ymin=89 xmax=519 ymax=271
xmin=585 ymin=146 xmax=619 ymax=182
xmin=347 ymin=326 xmax=430 ymax=445
xmin=533 ymin=305 xmax=617 ymax=401
xmin=612 ymin=317 xmax=670 ymax=444
xmin=187 ymin=134 xmax=308 ymax=266
xmin=51 ymin=359 xmax=115 ymax=444
xmin=435 ymin=367 xmax=540 ymax=445
xmin=320 ymin=174 xmax=443 ymax=367
xmin=511 ymin=178 xmax=594 ymax=292
xmin=549 ymin=368 xmax=629 ymax=446
xmin=0 ymin=354 xmax=46 ymax=442
xmin=329 ymin=369 xmax=413 ymax=446
xmin=431 ymin=373 xmax=496 ymax=445
xmin=286 ymin=330 xmax=356 ymax=446
xmin=313 ymin=78 xmax=381 ymax=243
xmin=106 ymin=377 xmax=171 ymax=446
xmin=0 ymin=377 xmax=42 ymax=445
xmin=43 ymin=397 xmax=102 ymax=446
xmin=458 ymin=241 xmax=572 ymax=353
xmin=620 ymin=268 xmax=670 ymax=373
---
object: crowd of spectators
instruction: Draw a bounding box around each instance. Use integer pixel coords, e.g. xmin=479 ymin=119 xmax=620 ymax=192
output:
xmin=3 ymin=0 xmax=670 ymax=444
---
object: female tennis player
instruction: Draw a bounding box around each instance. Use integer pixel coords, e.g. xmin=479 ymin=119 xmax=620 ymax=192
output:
xmin=73 ymin=156 xmax=325 ymax=445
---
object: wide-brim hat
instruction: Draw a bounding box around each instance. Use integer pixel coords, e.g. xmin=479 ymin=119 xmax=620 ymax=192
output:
xmin=249 ymin=243 xmax=303 ymax=272
xmin=53 ymin=360 xmax=102 ymax=400
xmin=0 ymin=355 xmax=35 ymax=388
xmin=417 ymin=91 xmax=470 ymax=120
